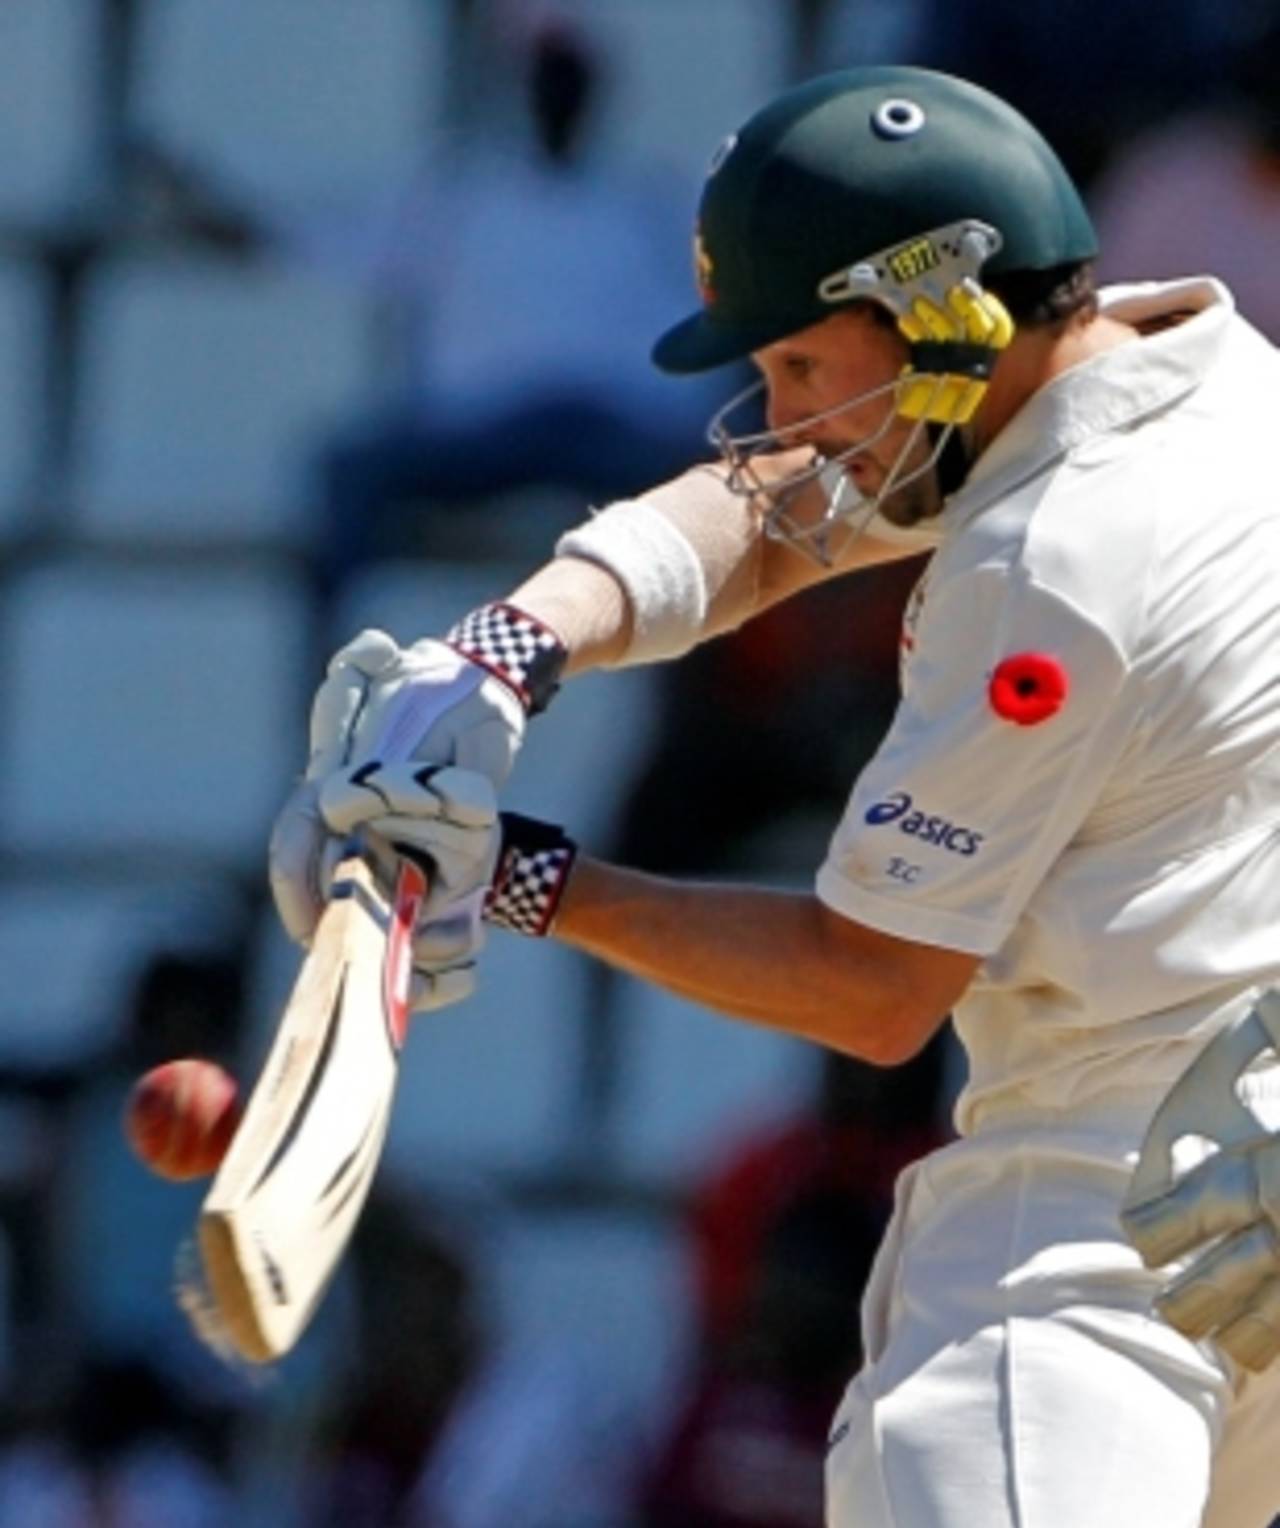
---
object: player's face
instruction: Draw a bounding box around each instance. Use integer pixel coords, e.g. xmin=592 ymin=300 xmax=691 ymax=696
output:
xmin=753 ymin=307 xmax=942 ymax=525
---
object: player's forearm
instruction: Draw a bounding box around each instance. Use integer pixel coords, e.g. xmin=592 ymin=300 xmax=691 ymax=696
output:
xmin=506 ymin=555 xmax=634 ymax=676
xmin=553 ymin=856 xmax=933 ymax=1064
xmin=507 ymin=460 xmax=921 ymax=676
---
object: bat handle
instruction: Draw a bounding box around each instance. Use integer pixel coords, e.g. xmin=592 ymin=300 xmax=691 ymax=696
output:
xmin=384 ymin=855 xmax=429 ymax=1050
xmin=393 ymin=855 xmax=430 ymax=914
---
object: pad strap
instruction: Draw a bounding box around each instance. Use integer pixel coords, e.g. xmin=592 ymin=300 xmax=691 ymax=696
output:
xmin=446 ymin=602 xmax=567 ymax=715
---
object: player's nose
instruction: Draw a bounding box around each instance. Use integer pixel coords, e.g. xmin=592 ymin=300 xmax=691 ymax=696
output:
xmin=765 ymin=389 xmax=815 ymax=446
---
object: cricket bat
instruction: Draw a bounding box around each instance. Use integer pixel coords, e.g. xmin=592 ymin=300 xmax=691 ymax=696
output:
xmin=190 ymin=849 xmax=427 ymax=1364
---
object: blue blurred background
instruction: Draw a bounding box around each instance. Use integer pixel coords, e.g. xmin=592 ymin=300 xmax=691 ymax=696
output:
xmin=0 ymin=0 xmax=1276 ymax=1522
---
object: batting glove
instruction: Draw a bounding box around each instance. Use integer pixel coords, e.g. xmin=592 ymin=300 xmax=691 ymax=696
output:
xmin=270 ymin=604 xmax=567 ymax=947
xmin=312 ymin=759 xmax=578 ymax=1012
xmin=1121 ymin=994 xmax=1280 ymax=1372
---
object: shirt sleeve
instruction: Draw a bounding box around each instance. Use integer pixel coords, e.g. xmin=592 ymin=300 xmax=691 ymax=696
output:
xmin=817 ymin=561 xmax=1137 ymax=954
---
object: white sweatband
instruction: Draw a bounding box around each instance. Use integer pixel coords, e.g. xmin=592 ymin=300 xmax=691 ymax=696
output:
xmin=555 ymin=500 xmax=708 ymax=665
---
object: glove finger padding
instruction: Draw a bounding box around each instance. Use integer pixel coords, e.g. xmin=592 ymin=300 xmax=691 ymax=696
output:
xmin=411 ymin=963 xmax=477 ymax=1014
xmin=307 ymin=628 xmax=403 ymax=777
xmin=1144 ymin=1151 xmax=1280 ymax=1372
xmin=365 ymin=639 xmax=520 ymax=773
xmin=1156 ymin=1220 xmax=1278 ymax=1339
xmin=407 ymin=892 xmax=487 ymax=1014
xmin=318 ymin=762 xmax=500 ymax=904
xmin=1121 ymin=995 xmax=1280 ymax=1371
xmin=1215 ymin=1273 xmax=1280 ymax=1372
xmin=415 ymin=897 xmax=486 ymax=962
xmin=268 ymin=781 xmax=351 ymax=946
xmin=309 ymin=632 xmax=527 ymax=782
xmin=1122 ymin=1148 xmax=1272 ymax=1270
xmin=319 ymin=761 xmax=498 ymax=834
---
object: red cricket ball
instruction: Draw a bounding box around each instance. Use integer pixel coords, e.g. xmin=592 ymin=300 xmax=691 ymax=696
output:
xmin=124 ymin=1059 xmax=241 ymax=1181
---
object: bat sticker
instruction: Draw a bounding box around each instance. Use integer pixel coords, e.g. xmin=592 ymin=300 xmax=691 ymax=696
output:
xmin=384 ymin=859 xmax=427 ymax=1052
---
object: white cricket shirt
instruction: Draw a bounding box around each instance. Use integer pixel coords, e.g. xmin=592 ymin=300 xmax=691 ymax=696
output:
xmin=817 ymin=280 xmax=1280 ymax=1132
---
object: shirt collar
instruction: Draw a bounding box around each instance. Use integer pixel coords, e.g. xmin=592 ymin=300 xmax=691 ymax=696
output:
xmin=945 ymin=277 xmax=1235 ymax=527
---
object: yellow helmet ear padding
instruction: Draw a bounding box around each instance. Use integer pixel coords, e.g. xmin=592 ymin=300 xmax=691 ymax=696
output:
xmin=896 ymin=279 xmax=1015 ymax=424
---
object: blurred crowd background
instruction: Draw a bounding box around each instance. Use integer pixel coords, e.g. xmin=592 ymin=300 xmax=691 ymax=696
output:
xmin=0 ymin=0 xmax=1276 ymax=1522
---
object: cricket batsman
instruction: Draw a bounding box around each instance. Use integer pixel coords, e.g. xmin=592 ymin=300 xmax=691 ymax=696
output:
xmin=271 ymin=68 xmax=1280 ymax=1526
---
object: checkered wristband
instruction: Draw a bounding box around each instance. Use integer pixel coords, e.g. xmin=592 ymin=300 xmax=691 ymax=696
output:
xmin=446 ymin=602 xmax=567 ymax=715
xmin=483 ymin=812 xmax=578 ymax=937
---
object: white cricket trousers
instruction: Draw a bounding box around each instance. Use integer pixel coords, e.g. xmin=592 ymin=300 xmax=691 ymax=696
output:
xmin=824 ymin=1117 xmax=1280 ymax=1528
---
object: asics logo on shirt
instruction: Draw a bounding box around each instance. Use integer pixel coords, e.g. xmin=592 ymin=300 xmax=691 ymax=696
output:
xmin=864 ymin=791 xmax=913 ymax=824
xmin=864 ymin=791 xmax=984 ymax=856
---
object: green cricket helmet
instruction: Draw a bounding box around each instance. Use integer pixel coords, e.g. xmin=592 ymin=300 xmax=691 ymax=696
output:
xmin=653 ymin=65 xmax=1098 ymax=374
xmin=652 ymin=67 xmax=1097 ymax=562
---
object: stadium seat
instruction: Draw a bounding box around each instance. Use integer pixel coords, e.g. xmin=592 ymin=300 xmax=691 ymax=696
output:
xmin=68 ymin=255 xmax=377 ymax=548
xmin=381 ymin=1200 xmax=695 ymax=1525
xmin=131 ymin=0 xmax=447 ymax=217
xmin=0 ymin=869 xmax=246 ymax=1072
xmin=387 ymin=932 xmax=590 ymax=1179
xmin=482 ymin=1203 xmax=696 ymax=1443
xmin=0 ymin=555 xmax=312 ymax=866
xmin=332 ymin=558 xmax=537 ymax=648
xmin=0 ymin=0 xmax=101 ymax=229
xmin=0 ymin=260 xmax=48 ymax=542
xmin=607 ymin=974 xmax=822 ymax=1188
xmin=584 ymin=0 xmax=788 ymax=185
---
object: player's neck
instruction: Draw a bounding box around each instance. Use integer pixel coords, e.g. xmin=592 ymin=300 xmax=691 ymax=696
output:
xmin=970 ymin=313 xmax=1140 ymax=456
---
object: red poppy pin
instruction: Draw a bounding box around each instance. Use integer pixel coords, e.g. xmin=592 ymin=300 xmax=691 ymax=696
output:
xmin=988 ymin=652 xmax=1067 ymax=726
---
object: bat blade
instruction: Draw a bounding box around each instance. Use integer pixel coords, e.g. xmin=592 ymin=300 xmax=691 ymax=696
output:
xmin=191 ymin=852 xmax=426 ymax=1363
